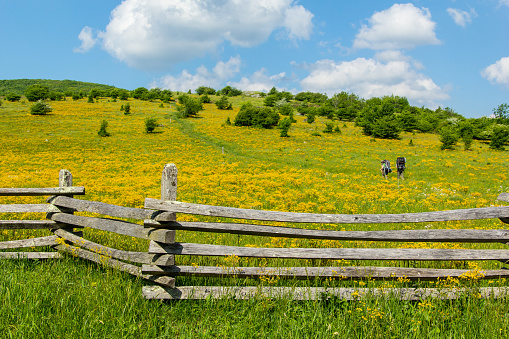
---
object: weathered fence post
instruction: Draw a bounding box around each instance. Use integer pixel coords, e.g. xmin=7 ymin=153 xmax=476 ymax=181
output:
xmin=57 ymin=169 xmax=79 ymax=235
xmin=143 ymin=164 xmax=178 ymax=287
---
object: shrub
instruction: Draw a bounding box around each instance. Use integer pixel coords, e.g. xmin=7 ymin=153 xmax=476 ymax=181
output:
xmin=98 ymin=120 xmax=110 ymax=137
xmin=215 ymin=96 xmax=232 ymax=110
xmin=371 ymin=115 xmax=401 ymax=139
xmin=200 ymin=94 xmax=211 ymax=104
xmin=121 ymin=102 xmax=131 ymax=115
xmin=278 ymin=117 xmax=293 ymax=137
xmin=5 ymin=93 xmax=21 ymax=102
xmin=234 ymin=103 xmax=280 ymax=129
xmin=489 ymin=125 xmax=509 ymax=150
xmin=323 ymin=122 xmax=334 ymax=133
xmin=30 ymin=101 xmax=52 ymax=115
xmin=145 ymin=117 xmax=158 ymax=133
xmin=306 ymin=112 xmax=315 ymax=124
xmin=196 ymin=86 xmax=216 ymax=95
xmin=25 ymin=84 xmax=50 ymax=102
xmin=278 ymin=104 xmax=293 ymax=116
xmin=225 ymin=117 xmax=232 ymax=125
xmin=176 ymin=95 xmax=203 ymax=118
xmin=439 ymin=126 xmax=459 ymax=150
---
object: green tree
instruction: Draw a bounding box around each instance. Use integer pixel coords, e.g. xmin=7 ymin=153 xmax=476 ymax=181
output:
xmin=30 ymin=101 xmax=52 ymax=115
xmin=439 ymin=126 xmax=459 ymax=150
xmin=145 ymin=117 xmax=158 ymax=133
xmin=200 ymin=94 xmax=211 ymax=104
xmin=121 ymin=102 xmax=131 ymax=114
xmin=493 ymin=103 xmax=509 ymax=125
xmin=234 ymin=102 xmax=280 ymax=128
xmin=5 ymin=93 xmax=21 ymax=102
xmin=215 ymin=96 xmax=232 ymax=110
xmin=278 ymin=117 xmax=292 ymax=137
xmin=98 ymin=120 xmax=111 ymax=137
xmin=25 ymin=84 xmax=50 ymax=102
xmin=218 ymin=86 xmax=242 ymax=97
xmin=323 ymin=122 xmax=334 ymax=133
xmin=176 ymin=94 xmax=203 ymax=118
xmin=489 ymin=125 xmax=509 ymax=150
xmin=458 ymin=121 xmax=474 ymax=150
xmin=196 ymin=86 xmax=216 ymax=95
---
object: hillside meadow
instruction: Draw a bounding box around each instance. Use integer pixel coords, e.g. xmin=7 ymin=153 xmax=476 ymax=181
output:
xmin=1 ymin=96 xmax=509 ymax=337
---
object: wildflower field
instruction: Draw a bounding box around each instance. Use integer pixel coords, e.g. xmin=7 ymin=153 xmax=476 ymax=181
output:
xmin=1 ymin=96 xmax=509 ymax=338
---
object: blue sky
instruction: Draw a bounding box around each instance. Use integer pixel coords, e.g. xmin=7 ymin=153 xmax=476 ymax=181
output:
xmin=1 ymin=0 xmax=508 ymax=118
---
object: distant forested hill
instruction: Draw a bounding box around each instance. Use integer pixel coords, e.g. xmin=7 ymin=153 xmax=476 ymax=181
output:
xmin=0 ymin=79 xmax=123 ymax=95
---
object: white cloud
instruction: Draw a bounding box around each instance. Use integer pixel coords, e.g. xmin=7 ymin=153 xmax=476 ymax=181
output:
xmin=500 ymin=0 xmax=509 ymax=8
xmin=151 ymin=56 xmax=241 ymax=92
xmin=300 ymin=54 xmax=449 ymax=108
xmin=87 ymin=0 xmax=313 ymax=70
xmin=74 ymin=26 xmax=97 ymax=53
xmin=353 ymin=3 xmax=440 ymax=50
xmin=283 ymin=5 xmax=314 ymax=40
xmin=447 ymin=8 xmax=477 ymax=27
xmin=230 ymin=69 xmax=290 ymax=92
xmin=481 ymin=57 xmax=509 ymax=88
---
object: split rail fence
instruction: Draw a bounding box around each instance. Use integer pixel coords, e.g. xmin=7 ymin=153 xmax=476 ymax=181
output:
xmin=3 ymin=164 xmax=509 ymax=301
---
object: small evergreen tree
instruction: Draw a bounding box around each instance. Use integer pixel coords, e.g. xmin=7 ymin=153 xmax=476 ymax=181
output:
xmin=30 ymin=101 xmax=52 ymax=115
xmin=225 ymin=117 xmax=232 ymax=125
xmin=439 ymin=126 xmax=459 ymax=150
xmin=323 ymin=122 xmax=334 ymax=133
xmin=122 ymin=102 xmax=131 ymax=114
xmin=215 ymin=96 xmax=232 ymax=110
xmin=490 ymin=125 xmax=509 ymax=150
xmin=278 ymin=117 xmax=292 ymax=137
xmin=87 ymin=95 xmax=94 ymax=103
xmin=145 ymin=117 xmax=158 ymax=133
xmin=98 ymin=120 xmax=110 ymax=137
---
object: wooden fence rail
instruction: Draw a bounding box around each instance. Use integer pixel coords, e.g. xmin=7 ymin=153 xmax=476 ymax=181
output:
xmin=3 ymin=164 xmax=509 ymax=300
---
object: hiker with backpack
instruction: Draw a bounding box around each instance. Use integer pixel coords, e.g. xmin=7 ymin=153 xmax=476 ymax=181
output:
xmin=396 ymin=157 xmax=406 ymax=180
xmin=380 ymin=160 xmax=392 ymax=179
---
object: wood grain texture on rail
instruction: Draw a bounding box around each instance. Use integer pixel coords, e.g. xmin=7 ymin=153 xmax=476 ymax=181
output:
xmin=50 ymin=213 xmax=175 ymax=243
xmin=143 ymin=285 xmax=509 ymax=300
xmin=141 ymin=264 xmax=509 ymax=281
xmin=149 ymin=241 xmax=509 ymax=261
xmin=0 ymin=236 xmax=58 ymax=250
xmin=0 ymin=220 xmax=67 ymax=230
xmin=0 ymin=187 xmax=85 ymax=196
xmin=0 ymin=252 xmax=62 ymax=259
xmin=144 ymin=220 xmax=509 ymax=242
xmin=145 ymin=198 xmax=509 ymax=224
xmin=0 ymin=204 xmax=51 ymax=213
xmin=48 ymin=196 xmax=157 ymax=220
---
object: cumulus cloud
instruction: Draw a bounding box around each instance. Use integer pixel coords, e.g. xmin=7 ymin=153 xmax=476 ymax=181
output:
xmin=447 ymin=8 xmax=477 ymax=27
xmin=353 ymin=3 xmax=440 ymax=50
xmin=230 ymin=69 xmax=291 ymax=92
xmin=481 ymin=57 xmax=509 ymax=88
xmin=85 ymin=0 xmax=313 ymax=70
xmin=151 ymin=56 xmax=241 ymax=91
xmin=300 ymin=53 xmax=449 ymax=108
xmin=74 ymin=26 xmax=97 ymax=53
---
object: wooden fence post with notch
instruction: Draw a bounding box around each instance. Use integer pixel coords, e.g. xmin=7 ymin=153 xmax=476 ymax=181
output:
xmin=145 ymin=164 xmax=177 ymax=287
xmin=58 ymin=169 xmax=78 ymax=236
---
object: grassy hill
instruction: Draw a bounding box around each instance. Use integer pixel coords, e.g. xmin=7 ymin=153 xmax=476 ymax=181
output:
xmin=1 ymin=95 xmax=509 ymax=337
xmin=0 ymin=79 xmax=122 ymax=95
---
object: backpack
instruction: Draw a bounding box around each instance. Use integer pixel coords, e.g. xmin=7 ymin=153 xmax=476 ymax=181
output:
xmin=382 ymin=160 xmax=392 ymax=174
xmin=396 ymin=157 xmax=406 ymax=171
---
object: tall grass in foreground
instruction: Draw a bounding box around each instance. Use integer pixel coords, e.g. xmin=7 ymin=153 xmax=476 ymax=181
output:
xmin=2 ymin=258 xmax=509 ymax=338
xmin=1 ymin=96 xmax=509 ymax=337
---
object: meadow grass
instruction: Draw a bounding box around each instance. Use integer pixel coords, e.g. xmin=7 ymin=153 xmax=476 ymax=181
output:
xmin=1 ymin=96 xmax=509 ymax=337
